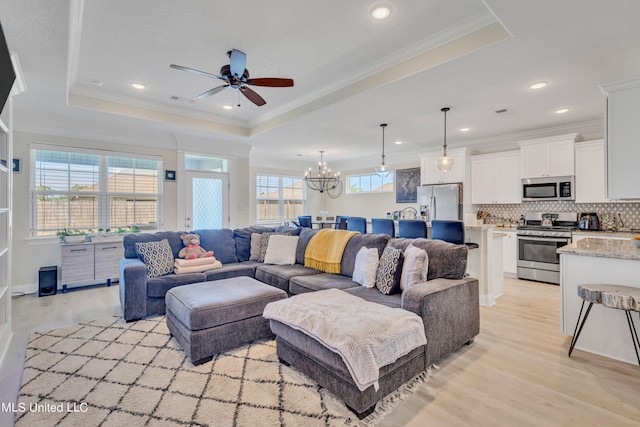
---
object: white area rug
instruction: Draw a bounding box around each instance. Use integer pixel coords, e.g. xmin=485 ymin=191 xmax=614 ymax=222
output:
xmin=15 ymin=317 xmax=428 ymax=426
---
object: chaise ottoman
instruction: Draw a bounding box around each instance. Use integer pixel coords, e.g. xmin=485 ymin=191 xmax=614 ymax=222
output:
xmin=165 ymin=276 xmax=287 ymax=364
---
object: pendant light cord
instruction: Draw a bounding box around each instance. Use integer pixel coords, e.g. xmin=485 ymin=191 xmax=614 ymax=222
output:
xmin=380 ymin=123 xmax=387 ymax=164
xmin=441 ymin=107 xmax=449 ymax=157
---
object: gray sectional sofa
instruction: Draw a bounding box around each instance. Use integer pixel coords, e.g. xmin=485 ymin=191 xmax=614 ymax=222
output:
xmin=119 ymin=225 xmax=480 ymax=368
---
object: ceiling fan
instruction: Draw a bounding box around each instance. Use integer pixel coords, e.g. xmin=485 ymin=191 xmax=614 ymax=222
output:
xmin=170 ymin=49 xmax=294 ymax=107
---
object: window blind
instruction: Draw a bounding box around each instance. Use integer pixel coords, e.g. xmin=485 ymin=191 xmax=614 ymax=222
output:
xmin=30 ymin=146 xmax=163 ymax=236
xmin=256 ymin=174 xmax=305 ymax=222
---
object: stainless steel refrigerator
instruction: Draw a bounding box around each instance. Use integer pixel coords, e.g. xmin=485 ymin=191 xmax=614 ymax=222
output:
xmin=417 ymin=183 xmax=463 ymax=223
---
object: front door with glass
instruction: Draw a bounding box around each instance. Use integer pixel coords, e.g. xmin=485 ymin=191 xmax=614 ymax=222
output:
xmin=185 ymin=171 xmax=228 ymax=230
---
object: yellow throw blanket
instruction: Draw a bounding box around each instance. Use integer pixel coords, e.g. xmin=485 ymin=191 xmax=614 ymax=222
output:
xmin=304 ymin=229 xmax=358 ymax=274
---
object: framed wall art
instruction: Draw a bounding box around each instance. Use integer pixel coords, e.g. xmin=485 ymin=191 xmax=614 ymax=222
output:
xmin=395 ymin=167 xmax=420 ymax=203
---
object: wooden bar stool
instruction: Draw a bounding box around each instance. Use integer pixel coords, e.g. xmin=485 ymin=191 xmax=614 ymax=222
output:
xmin=569 ymin=284 xmax=640 ymax=365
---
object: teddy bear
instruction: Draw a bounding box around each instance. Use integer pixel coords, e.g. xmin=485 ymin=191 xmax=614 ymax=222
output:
xmin=178 ymin=233 xmax=214 ymax=260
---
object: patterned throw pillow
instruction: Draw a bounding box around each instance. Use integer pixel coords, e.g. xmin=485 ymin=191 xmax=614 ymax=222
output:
xmin=258 ymin=232 xmax=289 ymax=263
xmin=135 ymin=239 xmax=174 ymax=278
xmin=249 ymin=233 xmax=262 ymax=261
xmin=375 ymin=246 xmax=404 ymax=295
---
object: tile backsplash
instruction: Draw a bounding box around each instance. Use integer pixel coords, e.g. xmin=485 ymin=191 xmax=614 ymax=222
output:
xmin=475 ymin=201 xmax=640 ymax=230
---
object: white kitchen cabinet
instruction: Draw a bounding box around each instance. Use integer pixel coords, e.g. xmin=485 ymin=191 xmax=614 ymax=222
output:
xmin=470 ymin=151 xmax=520 ymax=204
xmin=518 ymin=133 xmax=579 ymax=178
xmin=420 ymin=148 xmax=466 ymax=185
xmin=600 ymin=75 xmax=640 ymax=199
xmin=575 ymin=140 xmax=607 ymax=203
xmin=61 ymin=242 xmax=123 ymax=290
xmin=502 ymin=230 xmax=517 ymax=276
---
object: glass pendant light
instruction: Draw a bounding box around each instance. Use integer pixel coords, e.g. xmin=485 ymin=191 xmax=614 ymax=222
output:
xmin=437 ymin=107 xmax=454 ymax=172
xmin=375 ymin=123 xmax=391 ymax=177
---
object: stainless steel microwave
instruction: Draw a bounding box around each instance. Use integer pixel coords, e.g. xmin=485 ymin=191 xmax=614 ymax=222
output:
xmin=522 ymin=176 xmax=574 ymax=201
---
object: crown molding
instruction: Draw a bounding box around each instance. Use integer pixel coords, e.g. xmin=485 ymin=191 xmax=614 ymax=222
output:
xmin=9 ymin=52 xmax=27 ymax=95
xmin=175 ymin=134 xmax=252 ymax=158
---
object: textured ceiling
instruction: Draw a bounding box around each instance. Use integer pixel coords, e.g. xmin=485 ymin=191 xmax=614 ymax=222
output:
xmin=2 ymin=0 xmax=640 ymax=170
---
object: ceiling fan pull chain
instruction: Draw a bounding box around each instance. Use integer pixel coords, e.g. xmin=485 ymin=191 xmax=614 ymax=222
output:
xmin=237 ymin=90 xmax=241 ymax=107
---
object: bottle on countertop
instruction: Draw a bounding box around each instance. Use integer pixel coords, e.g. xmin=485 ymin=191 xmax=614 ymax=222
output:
xmin=518 ymin=215 xmax=525 ymax=226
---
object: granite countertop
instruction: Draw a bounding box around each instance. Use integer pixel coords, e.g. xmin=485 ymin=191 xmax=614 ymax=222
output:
xmin=571 ymin=229 xmax=639 ymax=239
xmin=557 ymin=237 xmax=640 ymax=261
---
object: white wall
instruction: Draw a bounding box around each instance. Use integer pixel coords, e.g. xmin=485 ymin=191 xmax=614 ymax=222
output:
xmin=324 ymin=160 xmax=421 ymax=220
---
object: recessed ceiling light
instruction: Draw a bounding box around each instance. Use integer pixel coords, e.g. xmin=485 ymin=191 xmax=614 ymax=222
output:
xmin=529 ymin=81 xmax=548 ymax=90
xmin=222 ymin=105 xmax=233 ymax=110
xmin=555 ymin=107 xmax=570 ymax=114
xmin=460 ymin=127 xmax=470 ymax=132
xmin=394 ymin=140 xmax=403 ymax=145
xmin=370 ymin=4 xmax=392 ymax=19
xmin=130 ymin=82 xmax=146 ymax=90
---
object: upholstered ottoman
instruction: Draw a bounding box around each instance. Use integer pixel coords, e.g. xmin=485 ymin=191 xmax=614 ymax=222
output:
xmin=165 ymin=277 xmax=287 ymax=364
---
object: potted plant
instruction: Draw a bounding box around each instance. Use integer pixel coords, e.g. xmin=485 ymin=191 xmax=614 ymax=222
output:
xmin=56 ymin=229 xmax=87 ymax=244
xmin=90 ymin=225 xmax=141 ymax=243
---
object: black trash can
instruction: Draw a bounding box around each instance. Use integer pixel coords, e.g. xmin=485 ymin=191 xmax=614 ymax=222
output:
xmin=39 ymin=266 xmax=57 ymax=297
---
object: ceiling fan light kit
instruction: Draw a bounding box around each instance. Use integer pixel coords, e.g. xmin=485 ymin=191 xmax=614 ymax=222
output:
xmin=375 ymin=123 xmax=391 ymax=178
xmin=304 ymin=151 xmax=343 ymax=199
xmin=170 ymin=49 xmax=294 ymax=107
xmin=437 ymin=107 xmax=454 ymax=172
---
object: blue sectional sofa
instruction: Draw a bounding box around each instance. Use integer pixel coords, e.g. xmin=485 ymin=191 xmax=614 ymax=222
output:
xmin=119 ymin=225 xmax=480 ymax=368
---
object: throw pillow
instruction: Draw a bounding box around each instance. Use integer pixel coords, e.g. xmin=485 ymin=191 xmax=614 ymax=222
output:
xmin=400 ymin=244 xmax=429 ymax=291
xmin=352 ymin=247 xmax=379 ymax=288
xmin=249 ymin=233 xmax=262 ymax=261
xmin=135 ymin=239 xmax=174 ymax=278
xmin=263 ymin=235 xmax=300 ymax=265
xmin=258 ymin=232 xmax=289 ymax=262
xmin=375 ymin=246 xmax=404 ymax=295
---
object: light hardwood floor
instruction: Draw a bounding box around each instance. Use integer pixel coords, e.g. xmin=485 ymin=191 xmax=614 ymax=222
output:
xmin=2 ymin=279 xmax=640 ymax=427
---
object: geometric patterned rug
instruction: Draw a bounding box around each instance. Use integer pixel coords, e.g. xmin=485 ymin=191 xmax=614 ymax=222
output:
xmin=15 ymin=317 xmax=428 ymax=426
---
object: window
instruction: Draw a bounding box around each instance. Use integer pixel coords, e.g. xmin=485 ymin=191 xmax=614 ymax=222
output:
xmin=347 ymin=172 xmax=394 ymax=193
xmin=256 ymin=174 xmax=305 ymax=223
xmin=30 ymin=146 xmax=162 ymax=236
xmin=185 ymin=154 xmax=228 ymax=172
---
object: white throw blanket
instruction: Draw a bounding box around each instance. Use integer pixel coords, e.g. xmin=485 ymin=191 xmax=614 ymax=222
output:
xmin=174 ymin=257 xmax=222 ymax=274
xmin=263 ymin=288 xmax=427 ymax=392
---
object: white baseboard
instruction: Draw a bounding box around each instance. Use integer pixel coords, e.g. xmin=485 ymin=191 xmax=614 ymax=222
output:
xmin=11 ymin=283 xmax=38 ymax=296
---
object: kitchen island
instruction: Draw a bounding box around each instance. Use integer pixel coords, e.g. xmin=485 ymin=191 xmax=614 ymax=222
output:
xmin=558 ymin=238 xmax=640 ymax=365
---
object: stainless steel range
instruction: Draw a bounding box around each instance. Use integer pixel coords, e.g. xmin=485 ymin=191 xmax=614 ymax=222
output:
xmin=516 ymin=212 xmax=578 ymax=284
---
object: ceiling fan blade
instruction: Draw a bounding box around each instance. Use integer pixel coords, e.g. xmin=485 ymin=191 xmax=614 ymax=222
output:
xmin=246 ymin=78 xmax=294 ymax=87
xmin=170 ymin=64 xmax=224 ymax=80
xmin=229 ymin=49 xmax=247 ymax=79
xmin=197 ymin=84 xmax=229 ymax=99
xmin=240 ymin=86 xmax=266 ymax=106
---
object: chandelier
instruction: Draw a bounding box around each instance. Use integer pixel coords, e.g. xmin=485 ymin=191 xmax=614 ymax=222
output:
xmin=304 ymin=150 xmax=343 ymax=198
xmin=436 ymin=107 xmax=454 ymax=172
xmin=375 ymin=123 xmax=391 ymax=178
